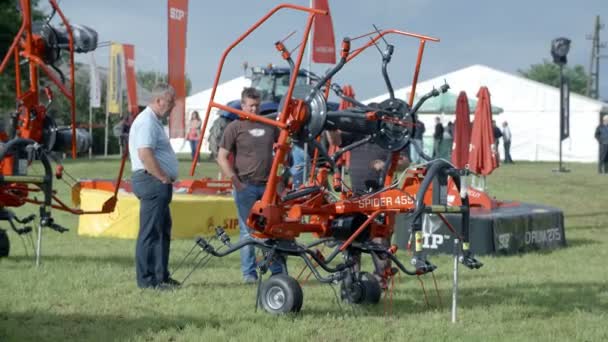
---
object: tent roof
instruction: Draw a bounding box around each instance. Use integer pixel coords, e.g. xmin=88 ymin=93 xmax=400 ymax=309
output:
xmin=365 ymin=64 xmax=608 ymax=113
xmin=186 ymin=76 xmax=251 ymax=112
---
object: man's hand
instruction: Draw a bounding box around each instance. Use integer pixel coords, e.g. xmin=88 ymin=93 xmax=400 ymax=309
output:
xmin=138 ymin=147 xmax=174 ymax=184
xmin=231 ymin=175 xmax=246 ymax=191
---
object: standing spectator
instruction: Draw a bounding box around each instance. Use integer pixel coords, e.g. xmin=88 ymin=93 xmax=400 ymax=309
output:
xmin=492 ymin=120 xmax=503 ymax=163
xmin=186 ymin=111 xmax=202 ymax=163
xmin=432 ymin=116 xmax=444 ymax=158
xmin=595 ymin=114 xmax=608 ymax=174
xmin=129 ymin=83 xmax=180 ymax=290
xmin=446 ymin=121 xmax=454 ymax=138
xmin=502 ymin=121 xmax=513 ymax=164
xmin=411 ymin=120 xmax=425 ymax=163
xmin=216 ymin=87 xmax=285 ymax=283
xmin=290 ymin=144 xmax=306 ymax=188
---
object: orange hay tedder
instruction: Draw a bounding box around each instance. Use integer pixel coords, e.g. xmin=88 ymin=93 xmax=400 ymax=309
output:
xmin=187 ymin=4 xmax=483 ymax=314
xmin=0 ymin=0 xmax=112 ymax=263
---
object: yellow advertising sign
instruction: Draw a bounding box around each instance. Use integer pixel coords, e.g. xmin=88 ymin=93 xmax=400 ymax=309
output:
xmin=107 ymin=43 xmax=124 ymax=114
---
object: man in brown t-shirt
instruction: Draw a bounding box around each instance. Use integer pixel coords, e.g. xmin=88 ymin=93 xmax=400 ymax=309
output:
xmin=217 ymin=87 xmax=283 ymax=283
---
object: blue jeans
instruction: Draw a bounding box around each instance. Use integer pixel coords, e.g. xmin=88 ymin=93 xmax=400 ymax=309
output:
xmin=132 ymin=171 xmax=173 ymax=288
xmin=290 ymin=145 xmax=306 ymax=188
xmin=411 ymin=139 xmax=423 ymax=163
xmin=233 ymin=184 xmax=285 ymax=279
xmin=189 ymin=139 xmax=199 ymax=162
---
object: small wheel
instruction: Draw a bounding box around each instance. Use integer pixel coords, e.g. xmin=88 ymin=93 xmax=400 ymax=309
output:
xmin=259 ymin=275 xmax=303 ymax=314
xmin=360 ymin=272 xmax=382 ymax=304
xmin=341 ymin=272 xmax=382 ymax=305
xmin=0 ymin=229 xmax=9 ymax=258
xmin=340 ymin=278 xmax=366 ymax=304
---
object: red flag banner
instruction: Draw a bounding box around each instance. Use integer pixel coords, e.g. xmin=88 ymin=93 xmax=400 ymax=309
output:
xmin=168 ymin=0 xmax=188 ymax=138
xmin=312 ymin=0 xmax=336 ymax=64
xmin=122 ymin=44 xmax=139 ymax=117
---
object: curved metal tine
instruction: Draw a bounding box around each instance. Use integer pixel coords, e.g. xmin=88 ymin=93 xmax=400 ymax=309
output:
xmin=180 ymin=245 xmax=225 ymax=285
xmin=172 ymin=239 xmax=206 ymax=274
xmin=372 ymin=24 xmax=389 ymax=46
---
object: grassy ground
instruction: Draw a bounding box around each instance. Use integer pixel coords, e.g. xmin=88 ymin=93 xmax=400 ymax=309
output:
xmin=0 ymin=158 xmax=607 ymax=341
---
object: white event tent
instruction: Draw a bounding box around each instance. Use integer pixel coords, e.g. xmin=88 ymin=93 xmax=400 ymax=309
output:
xmin=365 ymin=64 xmax=608 ymax=162
xmin=170 ymin=76 xmax=251 ymax=154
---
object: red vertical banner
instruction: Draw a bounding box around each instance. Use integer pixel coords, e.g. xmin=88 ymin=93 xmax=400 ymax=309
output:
xmin=122 ymin=44 xmax=139 ymax=117
xmin=312 ymin=0 xmax=336 ymax=64
xmin=167 ymin=0 xmax=188 ymax=138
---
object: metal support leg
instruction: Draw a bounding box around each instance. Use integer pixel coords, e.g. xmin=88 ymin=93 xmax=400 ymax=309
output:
xmin=35 ymin=223 xmax=42 ymax=267
xmin=451 ymin=238 xmax=459 ymax=323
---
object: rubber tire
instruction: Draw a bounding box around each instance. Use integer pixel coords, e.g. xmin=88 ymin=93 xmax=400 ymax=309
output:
xmin=259 ymin=274 xmax=303 ymax=314
xmin=360 ymin=272 xmax=382 ymax=304
xmin=0 ymin=229 xmax=9 ymax=258
xmin=340 ymin=280 xmax=366 ymax=304
xmin=341 ymin=272 xmax=382 ymax=305
xmin=207 ymin=116 xmax=232 ymax=161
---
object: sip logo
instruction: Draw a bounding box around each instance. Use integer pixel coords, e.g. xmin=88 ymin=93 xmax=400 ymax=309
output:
xmin=422 ymin=233 xmax=449 ymax=249
xmin=170 ymin=7 xmax=185 ymax=21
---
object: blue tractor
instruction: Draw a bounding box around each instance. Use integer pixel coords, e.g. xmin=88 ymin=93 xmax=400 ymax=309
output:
xmin=207 ymin=65 xmax=338 ymax=159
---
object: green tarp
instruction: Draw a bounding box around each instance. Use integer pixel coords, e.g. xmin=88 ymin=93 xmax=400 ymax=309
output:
xmin=414 ymin=91 xmax=503 ymax=115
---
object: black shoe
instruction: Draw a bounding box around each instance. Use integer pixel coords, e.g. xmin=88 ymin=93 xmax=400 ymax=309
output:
xmin=155 ymin=283 xmax=178 ymax=291
xmin=162 ymin=277 xmax=182 ymax=287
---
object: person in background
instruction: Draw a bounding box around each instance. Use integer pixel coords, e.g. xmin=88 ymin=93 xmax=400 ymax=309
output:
xmin=186 ymin=111 xmax=202 ymax=163
xmin=492 ymin=119 xmax=503 ymax=164
xmin=411 ymin=120 xmax=425 ymax=163
xmin=216 ymin=87 xmax=285 ymax=283
xmin=502 ymin=121 xmax=513 ymax=164
xmin=432 ymin=116 xmax=444 ymax=158
xmin=447 ymin=121 xmax=454 ymax=139
xmin=129 ymin=83 xmax=180 ymax=290
xmin=290 ymin=144 xmax=306 ymax=188
xmin=595 ymin=114 xmax=608 ymax=174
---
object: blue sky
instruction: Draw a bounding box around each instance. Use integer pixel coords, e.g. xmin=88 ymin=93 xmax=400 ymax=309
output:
xmin=44 ymin=0 xmax=607 ymax=100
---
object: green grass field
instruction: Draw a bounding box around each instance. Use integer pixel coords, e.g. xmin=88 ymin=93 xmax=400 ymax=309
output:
xmin=1 ymin=158 xmax=607 ymax=341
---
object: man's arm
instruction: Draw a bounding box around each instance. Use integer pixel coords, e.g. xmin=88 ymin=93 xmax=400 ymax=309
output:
xmin=217 ymin=147 xmax=245 ymax=190
xmin=217 ymin=147 xmax=236 ymax=179
xmin=138 ymin=147 xmax=172 ymax=184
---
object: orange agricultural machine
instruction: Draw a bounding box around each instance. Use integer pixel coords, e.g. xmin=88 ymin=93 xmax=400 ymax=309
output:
xmin=0 ymin=0 xmax=115 ymax=262
xmin=188 ymin=4 xmax=482 ymax=314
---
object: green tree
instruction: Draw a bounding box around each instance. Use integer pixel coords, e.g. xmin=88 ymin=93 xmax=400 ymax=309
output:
xmin=0 ymin=0 xmax=42 ymax=112
xmin=518 ymin=60 xmax=590 ymax=95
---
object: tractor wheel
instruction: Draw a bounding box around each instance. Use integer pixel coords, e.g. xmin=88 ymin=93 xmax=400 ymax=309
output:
xmin=0 ymin=229 xmax=9 ymax=257
xmin=207 ymin=116 xmax=232 ymax=161
xmin=259 ymin=274 xmax=303 ymax=314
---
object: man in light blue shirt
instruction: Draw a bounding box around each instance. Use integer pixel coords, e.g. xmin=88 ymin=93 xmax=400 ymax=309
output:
xmin=129 ymin=83 xmax=179 ymax=290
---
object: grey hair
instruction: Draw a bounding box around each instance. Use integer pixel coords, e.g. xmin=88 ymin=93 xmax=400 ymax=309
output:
xmin=150 ymin=83 xmax=176 ymax=102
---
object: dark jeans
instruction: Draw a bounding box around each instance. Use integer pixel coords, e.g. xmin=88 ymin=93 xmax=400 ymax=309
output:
xmin=233 ymin=184 xmax=285 ymax=279
xmin=132 ymin=171 xmax=173 ymax=288
xmin=189 ymin=139 xmax=199 ymax=162
xmin=433 ymin=138 xmax=442 ymax=158
xmin=503 ymin=141 xmax=513 ymax=163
